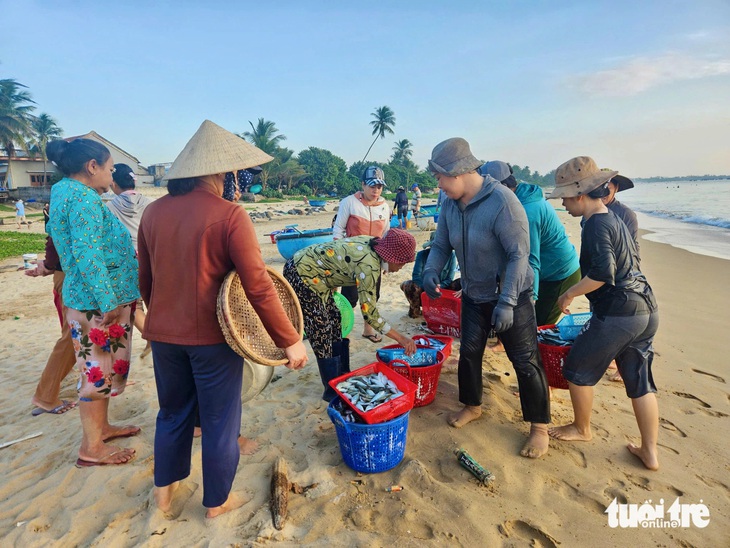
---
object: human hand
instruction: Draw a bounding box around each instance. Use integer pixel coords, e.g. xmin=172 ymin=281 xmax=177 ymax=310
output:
xmin=284 ymin=341 xmax=308 ymax=370
xmin=100 ymin=306 xmax=122 ymax=328
xmin=491 ymin=303 xmax=514 ymax=333
xmin=557 ymin=292 xmax=573 ymax=315
xmin=454 ymin=289 xmax=463 ymax=299
xmin=25 ymin=262 xmax=53 ymax=277
xmin=422 ymin=270 xmax=441 ymax=299
xmin=400 ymin=336 xmax=417 ymax=356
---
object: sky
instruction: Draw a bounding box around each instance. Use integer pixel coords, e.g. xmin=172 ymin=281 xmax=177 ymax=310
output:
xmin=1 ymin=0 xmax=729 ymax=178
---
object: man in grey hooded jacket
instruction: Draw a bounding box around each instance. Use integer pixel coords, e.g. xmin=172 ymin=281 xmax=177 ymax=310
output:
xmin=423 ymin=137 xmax=550 ymax=459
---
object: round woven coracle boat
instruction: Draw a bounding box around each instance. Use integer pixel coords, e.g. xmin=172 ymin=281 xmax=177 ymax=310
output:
xmin=217 ymin=266 xmax=304 ymax=366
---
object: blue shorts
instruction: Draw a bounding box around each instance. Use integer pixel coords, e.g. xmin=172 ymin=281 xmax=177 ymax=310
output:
xmin=563 ymin=311 xmax=659 ymax=398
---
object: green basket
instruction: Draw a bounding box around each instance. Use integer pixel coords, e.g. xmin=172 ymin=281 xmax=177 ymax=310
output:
xmin=334 ymin=292 xmax=355 ymax=337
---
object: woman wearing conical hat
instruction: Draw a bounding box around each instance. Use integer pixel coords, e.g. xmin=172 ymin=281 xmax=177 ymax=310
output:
xmin=137 ymin=120 xmax=308 ymax=519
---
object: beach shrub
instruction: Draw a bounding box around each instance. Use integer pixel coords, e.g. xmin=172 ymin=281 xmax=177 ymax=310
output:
xmin=261 ymin=188 xmax=283 ymax=199
xmin=0 ymin=232 xmax=46 ymax=260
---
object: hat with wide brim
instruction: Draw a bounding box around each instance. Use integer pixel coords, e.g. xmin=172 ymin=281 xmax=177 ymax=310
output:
xmin=428 ymin=137 xmax=483 ymax=177
xmin=164 ymin=120 xmax=274 ymax=181
xmin=548 ymin=156 xmax=618 ymax=199
xmin=612 ymin=174 xmax=634 ymax=192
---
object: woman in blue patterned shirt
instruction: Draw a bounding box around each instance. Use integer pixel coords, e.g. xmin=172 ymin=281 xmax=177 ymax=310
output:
xmin=47 ymin=138 xmax=141 ymax=467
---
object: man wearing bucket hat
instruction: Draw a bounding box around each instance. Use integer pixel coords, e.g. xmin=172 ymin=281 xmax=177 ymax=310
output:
xmin=284 ymin=228 xmax=418 ymax=401
xmin=137 ymin=120 xmax=308 ymax=519
xmin=423 ymin=138 xmax=551 ymax=459
xmin=601 ymin=171 xmax=640 ymax=261
xmin=546 ymin=156 xmax=660 ymax=471
xmin=333 ymin=165 xmax=391 ymax=342
xmin=479 ymin=160 xmax=581 ymax=326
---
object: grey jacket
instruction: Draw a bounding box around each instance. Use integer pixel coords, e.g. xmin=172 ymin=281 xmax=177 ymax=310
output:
xmin=106 ymin=191 xmax=152 ymax=252
xmin=424 ymin=176 xmax=533 ymax=307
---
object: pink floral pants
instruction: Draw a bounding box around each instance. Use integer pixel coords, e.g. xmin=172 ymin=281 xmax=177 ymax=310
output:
xmin=67 ymin=302 xmax=135 ymax=401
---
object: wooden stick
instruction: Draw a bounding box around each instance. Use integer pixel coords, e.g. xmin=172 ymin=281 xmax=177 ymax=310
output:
xmin=271 ymin=457 xmax=289 ymax=530
xmin=0 ymin=431 xmax=43 ymax=450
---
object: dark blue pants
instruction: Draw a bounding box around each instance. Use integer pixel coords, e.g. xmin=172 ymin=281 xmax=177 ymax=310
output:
xmin=459 ymin=291 xmax=550 ymax=424
xmin=152 ymin=341 xmax=243 ymax=508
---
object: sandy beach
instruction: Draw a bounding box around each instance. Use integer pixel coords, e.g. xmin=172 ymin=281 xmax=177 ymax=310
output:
xmin=0 ymin=191 xmax=728 ymax=546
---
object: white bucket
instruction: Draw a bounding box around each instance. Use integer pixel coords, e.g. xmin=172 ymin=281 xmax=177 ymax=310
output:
xmin=23 ymin=253 xmax=38 ymax=270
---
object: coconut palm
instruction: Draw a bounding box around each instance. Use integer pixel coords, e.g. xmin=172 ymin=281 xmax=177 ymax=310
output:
xmin=391 ymin=139 xmax=413 ymax=166
xmin=29 ymin=113 xmax=63 ymax=185
xmin=239 ymin=118 xmax=288 ymax=189
xmin=0 ymin=79 xmax=36 ymax=157
xmin=361 ymin=106 xmax=395 ymax=163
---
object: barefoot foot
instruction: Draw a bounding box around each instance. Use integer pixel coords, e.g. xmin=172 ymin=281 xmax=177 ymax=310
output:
xmin=154 ymin=481 xmax=180 ymax=514
xmin=520 ymin=423 xmax=549 ymax=458
xmin=447 ymin=405 xmax=482 ymax=428
xmin=205 ymin=492 xmax=247 ymax=519
xmin=548 ymin=423 xmax=592 ymax=441
xmin=193 ymin=427 xmax=202 ymax=438
xmin=238 ymin=436 xmax=259 ymax=456
xmin=627 ymin=443 xmax=659 ymax=471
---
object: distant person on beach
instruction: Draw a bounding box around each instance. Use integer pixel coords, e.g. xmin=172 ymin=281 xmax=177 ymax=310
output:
xmin=25 ymin=235 xmax=77 ymax=417
xmin=42 ymin=203 xmax=50 ymax=226
xmin=333 ymin=166 xmax=390 ymax=343
xmin=547 ymin=156 xmax=660 ymax=471
xmin=15 ymin=199 xmax=27 ymax=228
xmin=410 ymin=182 xmax=422 ymax=216
xmin=137 ymin=120 xmax=307 ymax=519
xmin=46 ymin=138 xmax=141 ymax=467
xmin=108 ymin=164 xmax=153 ymax=358
xmin=394 ymin=185 xmax=409 ymax=228
xmin=284 ymin=229 xmax=417 ymax=401
xmin=479 ymin=161 xmax=580 ymax=326
xmin=423 ymin=138 xmax=550 ymax=459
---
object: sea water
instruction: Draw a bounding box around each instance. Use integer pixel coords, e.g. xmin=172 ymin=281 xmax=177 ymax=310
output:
xmin=619 ymin=180 xmax=730 ymax=261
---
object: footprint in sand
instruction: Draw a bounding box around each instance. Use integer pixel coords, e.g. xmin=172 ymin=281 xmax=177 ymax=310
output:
xmin=498 ymin=519 xmax=559 ymax=547
xmin=659 ymin=418 xmax=687 ymax=438
xmin=657 ymin=442 xmax=680 ymax=455
xmin=549 ymin=478 xmax=605 ymax=513
xmin=691 ymin=368 xmax=726 ymax=384
xmin=603 ymin=479 xmax=628 ymax=504
xmin=671 ymin=391 xmax=711 ymax=408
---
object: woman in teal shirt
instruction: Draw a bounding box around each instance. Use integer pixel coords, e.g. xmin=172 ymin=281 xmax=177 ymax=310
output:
xmin=47 ymin=138 xmax=140 ymax=467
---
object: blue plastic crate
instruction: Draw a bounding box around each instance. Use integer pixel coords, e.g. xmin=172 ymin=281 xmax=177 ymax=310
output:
xmin=376 ymin=346 xmax=440 ymax=367
xmin=556 ymin=312 xmax=592 ymax=341
xmin=327 ymin=397 xmax=409 ymax=473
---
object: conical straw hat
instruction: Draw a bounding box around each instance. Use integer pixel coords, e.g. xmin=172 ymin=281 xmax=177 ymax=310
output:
xmin=164 ymin=120 xmax=274 ymax=181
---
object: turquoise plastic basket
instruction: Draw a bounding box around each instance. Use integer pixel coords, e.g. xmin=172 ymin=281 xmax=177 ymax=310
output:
xmin=556 ymin=312 xmax=592 ymax=341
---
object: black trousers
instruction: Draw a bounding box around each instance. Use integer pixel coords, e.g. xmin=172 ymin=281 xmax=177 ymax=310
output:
xmin=459 ymin=291 xmax=550 ymax=423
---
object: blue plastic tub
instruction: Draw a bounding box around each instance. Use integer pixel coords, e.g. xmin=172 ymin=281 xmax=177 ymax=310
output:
xmin=376 ymin=346 xmax=441 ymax=367
xmin=275 ymin=227 xmax=334 ymax=260
xmin=328 ymin=397 xmax=409 ymax=473
xmin=556 ymin=312 xmax=592 ymax=341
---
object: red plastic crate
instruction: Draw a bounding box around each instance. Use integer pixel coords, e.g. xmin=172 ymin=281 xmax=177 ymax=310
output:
xmin=421 ymin=289 xmax=461 ymax=338
xmin=537 ymin=324 xmax=571 ymax=389
xmin=384 ymin=353 xmax=445 ymax=407
xmin=328 ymin=362 xmax=417 ymax=424
xmin=411 ymin=335 xmax=453 ymax=359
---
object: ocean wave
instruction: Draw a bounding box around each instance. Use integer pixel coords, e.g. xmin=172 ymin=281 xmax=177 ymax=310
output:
xmin=633 ymin=208 xmax=730 ymax=229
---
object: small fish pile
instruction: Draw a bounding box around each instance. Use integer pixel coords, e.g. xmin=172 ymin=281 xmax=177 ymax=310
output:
xmin=412 ymin=336 xmax=447 ymax=351
xmin=537 ymin=328 xmax=572 ymax=347
xmin=336 ymin=372 xmax=404 ymax=414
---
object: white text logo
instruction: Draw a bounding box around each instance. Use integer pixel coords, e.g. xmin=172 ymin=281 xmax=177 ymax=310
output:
xmin=606 ymin=498 xmax=710 ymax=528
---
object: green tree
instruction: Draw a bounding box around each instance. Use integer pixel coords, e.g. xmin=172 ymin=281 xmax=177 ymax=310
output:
xmin=239 ymin=118 xmax=287 ymax=189
xmin=390 ymin=139 xmax=413 ymax=166
xmin=297 ymin=147 xmax=349 ymax=196
xmin=0 ymin=79 xmax=36 ymax=157
xmin=361 ymin=105 xmax=395 ymax=163
xmin=29 ymin=113 xmax=63 ymax=186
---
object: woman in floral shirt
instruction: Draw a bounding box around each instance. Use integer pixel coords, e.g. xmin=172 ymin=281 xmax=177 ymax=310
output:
xmin=284 ymin=228 xmax=418 ymax=400
xmin=46 ymin=138 xmax=140 ymax=467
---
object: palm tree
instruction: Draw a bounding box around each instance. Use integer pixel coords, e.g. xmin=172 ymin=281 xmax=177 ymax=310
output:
xmin=361 ymin=106 xmax=395 ymax=163
xmin=391 ymin=138 xmax=413 ymax=165
xmin=0 ymin=79 xmax=36 ymax=157
xmin=30 ymin=113 xmax=63 ymax=185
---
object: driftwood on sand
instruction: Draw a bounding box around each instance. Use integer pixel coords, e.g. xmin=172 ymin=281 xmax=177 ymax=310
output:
xmin=270 ymin=456 xmax=317 ymax=530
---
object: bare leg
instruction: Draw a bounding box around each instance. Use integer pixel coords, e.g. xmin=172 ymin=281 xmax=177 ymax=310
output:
xmin=520 ymin=423 xmax=549 ymax=458
xmin=607 ymin=360 xmax=623 ymax=382
xmin=549 ymin=383 xmax=593 ymax=441
xmin=447 ymin=405 xmax=482 ymax=428
xmin=78 ymin=400 xmax=135 ymax=463
xmin=627 ymin=393 xmax=659 ymax=470
xmin=135 ymin=309 xmax=152 ymax=358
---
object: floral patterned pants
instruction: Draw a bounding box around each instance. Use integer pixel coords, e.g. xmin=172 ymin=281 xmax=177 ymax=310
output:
xmin=67 ymin=302 xmax=135 ymax=402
